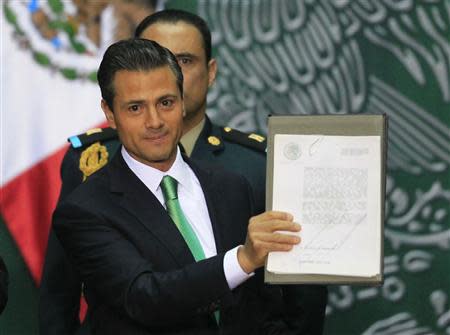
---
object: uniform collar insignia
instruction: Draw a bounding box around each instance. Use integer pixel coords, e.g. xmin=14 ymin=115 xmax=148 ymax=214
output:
xmin=208 ymin=136 xmax=221 ymax=146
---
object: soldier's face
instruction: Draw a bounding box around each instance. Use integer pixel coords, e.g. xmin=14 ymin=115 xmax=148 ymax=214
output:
xmin=139 ymin=22 xmax=216 ymax=133
xmin=102 ymin=67 xmax=184 ymax=172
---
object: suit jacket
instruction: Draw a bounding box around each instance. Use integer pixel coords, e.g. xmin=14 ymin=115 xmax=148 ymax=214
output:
xmin=39 ymin=118 xmax=267 ymax=335
xmin=53 ymin=152 xmax=285 ymax=334
xmin=40 ymin=118 xmax=327 ymax=335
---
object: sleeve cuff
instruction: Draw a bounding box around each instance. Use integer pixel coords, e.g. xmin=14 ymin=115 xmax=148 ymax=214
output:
xmin=223 ymin=246 xmax=254 ymax=290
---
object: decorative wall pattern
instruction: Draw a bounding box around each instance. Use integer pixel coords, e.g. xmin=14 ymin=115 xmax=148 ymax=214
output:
xmin=198 ymin=1 xmax=450 ymax=334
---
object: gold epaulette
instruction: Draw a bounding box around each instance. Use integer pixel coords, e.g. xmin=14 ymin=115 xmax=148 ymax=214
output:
xmin=79 ymin=142 xmax=109 ymax=181
xmin=68 ymin=127 xmax=118 ymax=181
xmin=221 ymin=127 xmax=266 ymax=152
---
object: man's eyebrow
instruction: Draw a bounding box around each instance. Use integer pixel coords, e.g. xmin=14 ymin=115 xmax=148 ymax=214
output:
xmin=158 ymin=94 xmax=179 ymax=101
xmin=175 ymin=52 xmax=196 ymax=59
xmin=120 ymin=99 xmax=145 ymax=107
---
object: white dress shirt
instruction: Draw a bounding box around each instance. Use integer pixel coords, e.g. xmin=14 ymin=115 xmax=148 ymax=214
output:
xmin=121 ymin=146 xmax=251 ymax=289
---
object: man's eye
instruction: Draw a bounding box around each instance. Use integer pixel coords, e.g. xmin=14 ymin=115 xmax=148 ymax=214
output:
xmin=128 ymin=105 xmax=140 ymax=112
xmin=178 ymin=57 xmax=191 ymax=65
xmin=160 ymin=99 xmax=174 ymax=108
xmin=162 ymin=100 xmax=173 ymax=106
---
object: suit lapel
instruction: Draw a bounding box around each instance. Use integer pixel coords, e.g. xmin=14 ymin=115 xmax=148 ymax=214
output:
xmin=187 ymin=160 xmax=230 ymax=254
xmin=108 ymin=152 xmax=195 ymax=266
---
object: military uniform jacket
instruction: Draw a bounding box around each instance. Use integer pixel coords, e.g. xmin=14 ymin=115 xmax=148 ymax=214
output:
xmin=190 ymin=117 xmax=266 ymax=214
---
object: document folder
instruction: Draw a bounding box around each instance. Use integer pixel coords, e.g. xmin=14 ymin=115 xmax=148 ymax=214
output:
xmin=265 ymin=114 xmax=387 ymax=285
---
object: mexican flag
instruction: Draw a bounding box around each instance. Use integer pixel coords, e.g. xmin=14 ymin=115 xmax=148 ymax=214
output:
xmin=1 ymin=1 xmax=107 ymax=330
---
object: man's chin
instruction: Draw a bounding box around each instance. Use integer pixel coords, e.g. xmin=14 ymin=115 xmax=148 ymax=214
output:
xmin=139 ymin=149 xmax=178 ymax=168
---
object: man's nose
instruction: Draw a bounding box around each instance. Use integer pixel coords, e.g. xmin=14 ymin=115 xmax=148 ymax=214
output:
xmin=144 ymin=108 xmax=163 ymax=129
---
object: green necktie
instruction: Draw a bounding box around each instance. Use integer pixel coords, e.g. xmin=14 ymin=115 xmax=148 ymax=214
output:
xmin=160 ymin=175 xmax=205 ymax=261
xmin=160 ymin=175 xmax=220 ymax=325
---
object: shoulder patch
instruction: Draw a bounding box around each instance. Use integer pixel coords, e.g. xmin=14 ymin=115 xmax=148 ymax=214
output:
xmin=68 ymin=127 xmax=118 ymax=149
xmin=79 ymin=142 xmax=109 ymax=181
xmin=221 ymin=127 xmax=266 ymax=152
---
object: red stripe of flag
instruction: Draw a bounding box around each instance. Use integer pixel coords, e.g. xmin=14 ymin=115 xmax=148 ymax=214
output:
xmin=1 ymin=122 xmax=109 ymax=320
xmin=0 ymin=145 xmax=67 ymax=283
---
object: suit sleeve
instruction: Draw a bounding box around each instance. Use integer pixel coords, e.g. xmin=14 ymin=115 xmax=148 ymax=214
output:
xmin=281 ymin=285 xmax=328 ymax=335
xmin=39 ymin=148 xmax=84 ymax=335
xmin=248 ymin=156 xmax=327 ymax=334
xmin=53 ymin=202 xmax=233 ymax=329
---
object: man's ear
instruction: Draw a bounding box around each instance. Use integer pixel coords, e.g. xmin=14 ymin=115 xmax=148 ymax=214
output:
xmin=101 ymin=99 xmax=116 ymax=129
xmin=207 ymin=58 xmax=217 ymax=87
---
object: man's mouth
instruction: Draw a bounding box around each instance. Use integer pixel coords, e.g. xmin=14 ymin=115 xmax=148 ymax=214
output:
xmin=144 ymin=132 xmax=169 ymax=143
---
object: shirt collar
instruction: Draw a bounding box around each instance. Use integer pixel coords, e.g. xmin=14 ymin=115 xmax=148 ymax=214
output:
xmin=121 ymin=146 xmax=193 ymax=195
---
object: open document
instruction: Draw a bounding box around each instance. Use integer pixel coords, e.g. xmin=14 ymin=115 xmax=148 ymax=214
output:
xmin=265 ymin=115 xmax=386 ymax=285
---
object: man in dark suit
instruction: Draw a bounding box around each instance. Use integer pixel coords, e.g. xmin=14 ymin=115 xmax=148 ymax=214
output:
xmin=40 ymin=9 xmax=327 ymax=335
xmin=53 ymin=38 xmax=301 ymax=334
xmin=0 ymin=255 xmax=8 ymax=315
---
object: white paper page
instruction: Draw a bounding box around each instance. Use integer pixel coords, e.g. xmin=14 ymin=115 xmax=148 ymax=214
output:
xmin=267 ymin=134 xmax=381 ymax=277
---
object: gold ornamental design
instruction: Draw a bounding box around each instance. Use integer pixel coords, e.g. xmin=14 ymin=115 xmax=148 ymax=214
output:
xmin=79 ymin=142 xmax=109 ymax=181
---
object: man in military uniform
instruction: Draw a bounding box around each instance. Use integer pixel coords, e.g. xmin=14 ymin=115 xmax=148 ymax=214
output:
xmin=39 ymin=9 xmax=327 ymax=335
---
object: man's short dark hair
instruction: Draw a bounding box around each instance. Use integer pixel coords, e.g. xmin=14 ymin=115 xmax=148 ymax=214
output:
xmin=134 ymin=9 xmax=212 ymax=62
xmin=97 ymin=38 xmax=183 ymax=110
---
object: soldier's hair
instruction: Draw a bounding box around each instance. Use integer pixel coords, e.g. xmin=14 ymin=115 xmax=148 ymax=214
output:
xmin=129 ymin=0 xmax=158 ymax=9
xmin=97 ymin=38 xmax=183 ymax=110
xmin=134 ymin=9 xmax=212 ymax=62
xmin=140 ymin=0 xmax=159 ymax=8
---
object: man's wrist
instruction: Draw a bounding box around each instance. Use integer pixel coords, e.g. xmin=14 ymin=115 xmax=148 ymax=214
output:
xmin=237 ymin=246 xmax=255 ymax=274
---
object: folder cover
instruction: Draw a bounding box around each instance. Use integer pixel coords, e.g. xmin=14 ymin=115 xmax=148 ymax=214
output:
xmin=265 ymin=114 xmax=387 ymax=285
